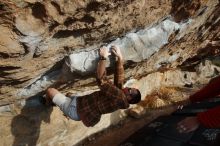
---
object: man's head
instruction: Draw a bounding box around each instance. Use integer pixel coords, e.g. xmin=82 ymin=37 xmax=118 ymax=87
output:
xmin=123 ymin=87 xmax=141 ymax=104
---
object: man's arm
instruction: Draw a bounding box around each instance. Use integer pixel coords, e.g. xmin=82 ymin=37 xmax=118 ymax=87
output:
xmin=177 ymin=106 xmax=220 ymax=133
xmin=112 ymin=46 xmax=124 ymax=89
xmin=176 ymin=75 xmax=220 ymax=109
xmin=96 ymin=47 xmax=110 ymax=86
xmin=189 ymin=75 xmax=220 ymax=103
xmin=197 ymin=105 xmax=220 ymax=128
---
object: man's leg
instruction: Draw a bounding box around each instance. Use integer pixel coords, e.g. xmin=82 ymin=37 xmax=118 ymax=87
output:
xmin=45 ymin=88 xmax=80 ymax=121
xmin=46 ymin=88 xmax=60 ymax=101
xmin=46 ymin=87 xmax=72 ymax=114
xmin=45 ymin=88 xmax=80 ymax=120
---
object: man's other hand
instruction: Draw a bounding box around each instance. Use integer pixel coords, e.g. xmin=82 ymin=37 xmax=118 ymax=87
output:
xmin=111 ymin=45 xmax=123 ymax=60
xmin=177 ymin=117 xmax=200 ymax=133
xmin=99 ymin=47 xmax=110 ymax=58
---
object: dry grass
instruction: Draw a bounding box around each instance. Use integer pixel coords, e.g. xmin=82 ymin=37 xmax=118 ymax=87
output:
xmin=129 ymin=86 xmax=192 ymax=118
xmin=139 ymin=87 xmax=188 ymax=109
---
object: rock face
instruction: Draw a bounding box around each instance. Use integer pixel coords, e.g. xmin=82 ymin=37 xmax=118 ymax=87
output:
xmin=0 ymin=0 xmax=220 ymax=145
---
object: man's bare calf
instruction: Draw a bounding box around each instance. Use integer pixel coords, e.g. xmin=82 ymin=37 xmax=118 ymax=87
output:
xmin=46 ymin=88 xmax=60 ymax=105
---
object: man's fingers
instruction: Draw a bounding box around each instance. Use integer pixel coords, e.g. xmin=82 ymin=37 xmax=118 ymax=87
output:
xmin=99 ymin=46 xmax=111 ymax=58
xmin=177 ymin=121 xmax=184 ymax=127
xmin=177 ymin=123 xmax=188 ymax=133
xmin=177 ymin=105 xmax=184 ymax=109
xmin=111 ymin=45 xmax=120 ymax=51
xmin=112 ymin=48 xmax=116 ymax=53
xmin=111 ymin=45 xmax=117 ymax=49
xmin=111 ymin=48 xmax=118 ymax=56
xmin=183 ymin=125 xmax=195 ymax=133
xmin=110 ymin=46 xmax=123 ymax=60
xmin=177 ymin=126 xmax=183 ymax=133
xmin=111 ymin=46 xmax=120 ymax=53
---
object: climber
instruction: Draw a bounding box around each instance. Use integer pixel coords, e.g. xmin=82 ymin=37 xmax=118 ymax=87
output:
xmin=45 ymin=45 xmax=141 ymax=127
xmin=176 ymin=75 xmax=220 ymax=133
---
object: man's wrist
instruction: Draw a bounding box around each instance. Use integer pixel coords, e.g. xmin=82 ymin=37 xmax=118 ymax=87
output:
xmin=99 ymin=56 xmax=107 ymax=60
xmin=117 ymin=57 xmax=123 ymax=62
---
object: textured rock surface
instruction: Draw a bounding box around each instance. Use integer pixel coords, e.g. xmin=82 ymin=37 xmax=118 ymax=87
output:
xmin=0 ymin=0 xmax=220 ymax=145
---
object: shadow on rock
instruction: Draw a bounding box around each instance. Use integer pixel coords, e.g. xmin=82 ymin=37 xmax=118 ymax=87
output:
xmin=11 ymin=97 xmax=53 ymax=146
xmin=171 ymin=0 xmax=201 ymax=22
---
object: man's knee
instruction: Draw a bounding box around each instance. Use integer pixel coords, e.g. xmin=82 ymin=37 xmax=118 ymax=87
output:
xmin=46 ymin=88 xmax=60 ymax=99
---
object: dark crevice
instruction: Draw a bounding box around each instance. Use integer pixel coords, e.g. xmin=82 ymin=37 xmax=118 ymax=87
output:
xmin=179 ymin=51 xmax=220 ymax=72
xmin=87 ymin=2 xmax=112 ymax=12
xmin=31 ymin=2 xmax=47 ymax=21
xmin=53 ymin=28 xmax=91 ymax=38
xmin=64 ymin=14 xmax=95 ymax=27
xmin=0 ymin=66 xmax=21 ymax=70
xmin=64 ymin=17 xmax=77 ymax=26
xmin=184 ymin=83 xmax=193 ymax=88
xmin=171 ymin=0 xmax=201 ymax=22
xmin=81 ymin=14 xmax=96 ymax=24
xmin=33 ymin=51 xmax=41 ymax=58
xmin=50 ymin=1 xmax=64 ymax=15
xmin=0 ymin=2 xmax=4 ymax=9
xmin=184 ymin=74 xmax=187 ymax=79
xmin=0 ymin=78 xmax=30 ymax=86
xmin=0 ymin=72 xmax=11 ymax=76
xmin=209 ymin=6 xmax=220 ymax=31
xmin=196 ymin=6 xmax=207 ymax=16
xmin=179 ymin=57 xmax=201 ymax=72
xmin=0 ymin=52 xmax=10 ymax=58
xmin=41 ymin=59 xmax=65 ymax=78
xmin=12 ymin=26 xmax=23 ymax=36
xmin=21 ymin=43 xmax=31 ymax=56
xmin=0 ymin=66 xmax=20 ymax=77
xmin=0 ymin=52 xmax=22 ymax=59
xmin=214 ymin=68 xmax=219 ymax=75
xmin=86 ymin=1 xmax=101 ymax=12
xmin=49 ymin=21 xmax=59 ymax=32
